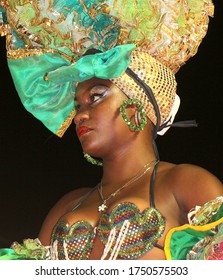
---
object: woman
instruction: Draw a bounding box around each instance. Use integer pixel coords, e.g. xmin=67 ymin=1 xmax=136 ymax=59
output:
xmin=37 ymin=76 xmax=223 ymax=260
xmin=1 ymin=0 xmax=223 ymax=260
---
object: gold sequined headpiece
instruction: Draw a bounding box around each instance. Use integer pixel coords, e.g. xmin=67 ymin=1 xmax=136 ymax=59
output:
xmin=111 ymin=51 xmax=177 ymax=130
xmin=0 ymin=0 xmax=214 ymax=136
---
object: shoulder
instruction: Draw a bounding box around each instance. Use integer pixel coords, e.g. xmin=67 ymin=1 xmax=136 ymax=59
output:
xmin=50 ymin=187 xmax=92 ymax=213
xmin=160 ymin=162 xmax=223 ymax=212
xmin=38 ymin=187 xmax=92 ymax=245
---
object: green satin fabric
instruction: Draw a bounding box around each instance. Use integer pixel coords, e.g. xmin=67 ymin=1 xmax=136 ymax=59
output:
xmin=0 ymin=248 xmax=25 ymax=260
xmin=0 ymin=238 xmax=49 ymax=260
xmin=8 ymin=53 xmax=76 ymax=135
xmin=46 ymin=44 xmax=135 ymax=83
xmin=8 ymin=44 xmax=135 ymax=135
xmin=167 ymin=227 xmax=214 ymax=260
xmin=166 ymin=204 xmax=223 ymax=260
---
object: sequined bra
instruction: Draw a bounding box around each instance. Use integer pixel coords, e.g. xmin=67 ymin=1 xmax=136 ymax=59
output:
xmin=50 ymin=167 xmax=166 ymax=260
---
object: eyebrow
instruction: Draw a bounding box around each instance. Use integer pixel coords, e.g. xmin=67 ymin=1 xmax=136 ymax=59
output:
xmin=74 ymin=84 xmax=109 ymax=102
xmin=90 ymin=84 xmax=109 ymax=92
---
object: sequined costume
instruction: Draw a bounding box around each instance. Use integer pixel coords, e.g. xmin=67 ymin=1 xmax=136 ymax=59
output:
xmin=1 ymin=196 xmax=223 ymax=260
xmin=50 ymin=174 xmax=166 ymax=260
xmin=0 ymin=163 xmax=166 ymax=260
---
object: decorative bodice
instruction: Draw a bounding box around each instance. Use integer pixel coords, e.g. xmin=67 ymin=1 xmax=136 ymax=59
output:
xmin=51 ymin=202 xmax=165 ymax=260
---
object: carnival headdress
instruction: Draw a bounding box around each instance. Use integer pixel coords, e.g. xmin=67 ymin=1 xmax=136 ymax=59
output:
xmin=0 ymin=0 xmax=214 ymax=136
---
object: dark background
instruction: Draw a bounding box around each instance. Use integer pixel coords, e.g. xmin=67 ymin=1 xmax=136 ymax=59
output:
xmin=0 ymin=1 xmax=223 ymax=247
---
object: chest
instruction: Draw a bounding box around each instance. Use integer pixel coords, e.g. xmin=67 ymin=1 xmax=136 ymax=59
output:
xmin=50 ymin=202 xmax=166 ymax=260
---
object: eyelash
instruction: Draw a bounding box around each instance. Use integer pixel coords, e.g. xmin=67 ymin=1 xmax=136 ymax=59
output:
xmin=90 ymin=93 xmax=104 ymax=104
xmin=75 ymin=92 xmax=106 ymax=112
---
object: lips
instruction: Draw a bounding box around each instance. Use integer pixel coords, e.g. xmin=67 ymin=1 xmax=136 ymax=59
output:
xmin=77 ymin=126 xmax=91 ymax=137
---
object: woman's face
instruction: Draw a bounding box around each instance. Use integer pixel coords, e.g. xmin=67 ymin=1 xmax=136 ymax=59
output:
xmin=74 ymin=77 xmax=132 ymax=158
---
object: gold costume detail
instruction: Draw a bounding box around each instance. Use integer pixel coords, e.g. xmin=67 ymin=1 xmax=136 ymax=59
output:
xmin=1 ymin=0 xmax=214 ymax=72
xmin=0 ymin=0 xmax=214 ymax=134
xmin=7 ymin=48 xmax=74 ymax=60
xmin=112 ymin=51 xmax=177 ymax=126
xmin=56 ymin=109 xmax=76 ymax=138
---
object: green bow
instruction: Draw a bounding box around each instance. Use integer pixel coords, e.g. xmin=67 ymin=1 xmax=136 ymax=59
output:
xmin=8 ymin=44 xmax=135 ymax=135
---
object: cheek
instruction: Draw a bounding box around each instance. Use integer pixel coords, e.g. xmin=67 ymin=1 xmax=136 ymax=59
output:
xmin=95 ymin=109 xmax=120 ymax=140
xmin=91 ymin=95 xmax=127 ymax=139
xmin=95 ymin=100 xmax=120 ymax=125
xmin=105 ymin=112 xmax=129 ymax=142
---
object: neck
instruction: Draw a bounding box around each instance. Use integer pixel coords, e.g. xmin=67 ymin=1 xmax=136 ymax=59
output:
xmin=101 ymin=143 xmax=157 ymax=186
xmin=97 ymin=159 xmax=158 ymax=212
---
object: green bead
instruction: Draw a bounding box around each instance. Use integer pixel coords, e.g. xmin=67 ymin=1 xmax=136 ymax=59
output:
xmin=83 ymin=153 xmax=103 ymax=166
xmin=120 ymin=98 xmax=147 ymax=131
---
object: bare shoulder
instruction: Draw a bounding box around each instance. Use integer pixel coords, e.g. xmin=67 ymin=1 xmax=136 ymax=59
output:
xmin=50 ymin=187 xmax=93 ymax=213
xmin=160 ymin=162 xmax=223 ymax=212
xmin=38 ymin=187 xmax=92 ymax=245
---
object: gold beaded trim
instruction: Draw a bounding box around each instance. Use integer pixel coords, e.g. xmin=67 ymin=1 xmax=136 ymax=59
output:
xmin=7 ymin=48 xmax=74 ymax=61
xmin=56 ymin=109 xmax=76 ymax=138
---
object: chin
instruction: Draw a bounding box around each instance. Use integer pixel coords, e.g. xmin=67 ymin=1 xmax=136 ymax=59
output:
xmin=82 ymin=144 xmax=101 ymax=157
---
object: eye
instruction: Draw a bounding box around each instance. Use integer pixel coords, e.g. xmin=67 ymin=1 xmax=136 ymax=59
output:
xmin=89 ymin=85 xmax=108 ymax=104
xmin=90 ymin=93 xmax=104 ymax=104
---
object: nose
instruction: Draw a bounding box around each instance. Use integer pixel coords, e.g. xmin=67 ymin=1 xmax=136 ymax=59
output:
xmin=73 ymin=107 xmax=89 ymax=125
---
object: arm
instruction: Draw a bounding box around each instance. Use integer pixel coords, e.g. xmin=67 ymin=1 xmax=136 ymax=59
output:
xmin=171 ymin=164 xmax=223 ymax=215
xmin=164 ymin=164 xmax=223 ymax=260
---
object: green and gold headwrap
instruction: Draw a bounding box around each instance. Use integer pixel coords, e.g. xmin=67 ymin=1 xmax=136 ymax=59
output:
xmin=0 ymin=0 xmax=214 ymax=136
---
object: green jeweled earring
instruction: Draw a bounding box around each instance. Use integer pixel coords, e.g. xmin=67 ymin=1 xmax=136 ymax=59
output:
xmin=83 ymin=152 xmax=103 ymax=166
xmin=120 ymin=98 xmax=147 ymax=131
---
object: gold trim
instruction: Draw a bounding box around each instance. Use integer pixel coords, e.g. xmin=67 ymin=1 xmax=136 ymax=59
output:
xmin=0 ymin=25 xmax=9 ymax=36
xmin=7 ymin=48 xmax=75 ymax=61
xmin=56 ymin=109 xmax=76 ymax=138
xmin=0 ymin=0 xmax=9 ymax=9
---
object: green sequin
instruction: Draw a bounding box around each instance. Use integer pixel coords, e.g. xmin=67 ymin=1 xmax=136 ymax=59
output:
xmin=120 ymin=98 xmax=147 ymax=131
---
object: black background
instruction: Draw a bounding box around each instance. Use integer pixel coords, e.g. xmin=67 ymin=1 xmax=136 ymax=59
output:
xmin=0 ymin=0 xmax=223 ymax=247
